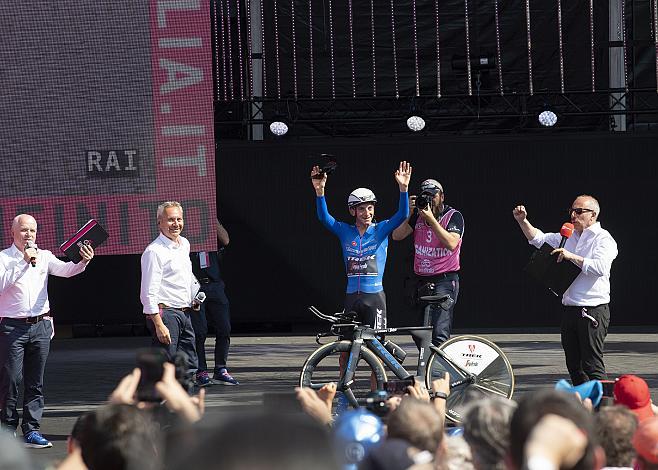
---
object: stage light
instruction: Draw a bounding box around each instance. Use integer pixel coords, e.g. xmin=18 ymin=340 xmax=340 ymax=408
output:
xmin=269 ymin=120 xmax=289 ymax=136
xmin=406 ymin=115 xmax=426 ymax=132
xmin=538 ymin=109 xmax=557 ymax=127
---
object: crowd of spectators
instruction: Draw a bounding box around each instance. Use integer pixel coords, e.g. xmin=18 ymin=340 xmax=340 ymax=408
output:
xmin=1 ymin=368 xmax=656 ymax=470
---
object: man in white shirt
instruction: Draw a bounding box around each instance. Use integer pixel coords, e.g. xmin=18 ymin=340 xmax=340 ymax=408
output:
xmin=0 ymin=214 xmax=94 ymax=448
xmin=140 ymin=201 xmax=198 ymax=372
xmin=513 ymin=195 xmax=618 ymax=385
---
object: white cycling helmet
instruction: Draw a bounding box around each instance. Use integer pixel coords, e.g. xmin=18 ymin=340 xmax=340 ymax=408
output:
xmin=347 ymin=188 xmax=377 ymax=208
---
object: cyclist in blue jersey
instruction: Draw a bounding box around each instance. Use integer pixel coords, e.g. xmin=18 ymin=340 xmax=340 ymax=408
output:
xmin=310 ymin=161 xmax=412 ymax=329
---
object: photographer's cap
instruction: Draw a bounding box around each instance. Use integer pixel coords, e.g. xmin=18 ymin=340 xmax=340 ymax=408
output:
xmin=421 ymin=179 xmax=443 ymax=195
xmin=333 ymin=409 xmax=384 ymax=470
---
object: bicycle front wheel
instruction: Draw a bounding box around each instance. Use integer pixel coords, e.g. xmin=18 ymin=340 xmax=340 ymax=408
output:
xmin=426 ymin=335 xmax=514 ymax=423
xmin=300 ymin=340 xmax=387 ymax=408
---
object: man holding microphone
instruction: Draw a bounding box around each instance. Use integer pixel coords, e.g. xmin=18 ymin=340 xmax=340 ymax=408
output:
xmin=140 ymin=201 xmax=198 ymax=372
xmin=513 ymin=195 xmax=618 ymax=385
xmin=0 ymin=214 xmax=94 ymax=448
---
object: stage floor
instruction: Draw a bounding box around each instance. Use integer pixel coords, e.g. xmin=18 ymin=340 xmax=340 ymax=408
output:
xmin=23 ymin=330 xmax=658 ymax=468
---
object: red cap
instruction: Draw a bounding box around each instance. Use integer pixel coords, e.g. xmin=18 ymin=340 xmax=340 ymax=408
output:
xmin=613 ymin=374 xmax=655 ymax=422
xmin=560 ymin=223 xmax=574 ymax=238
xmin=632 ymin=417 xmax=658 ymax=464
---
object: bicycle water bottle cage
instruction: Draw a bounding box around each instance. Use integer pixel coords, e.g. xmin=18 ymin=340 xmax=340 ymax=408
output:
xmin=419 ymin=294 xmax=454 ymax=311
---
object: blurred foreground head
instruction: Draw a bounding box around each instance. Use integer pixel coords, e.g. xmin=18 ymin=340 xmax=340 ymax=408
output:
xmin=79 ymin=404 xmax=162 ymax=470
xmin=509 ymin=389 xmax=601 ymax=470
xmin=170 ymin=410 xmax=339 ymax=470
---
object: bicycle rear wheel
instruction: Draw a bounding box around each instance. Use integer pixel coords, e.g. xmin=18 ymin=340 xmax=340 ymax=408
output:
xmin=300 ymin=340 xmax=387 ymax=408
xmin=425 ymin=335 xmax=514 ymax=423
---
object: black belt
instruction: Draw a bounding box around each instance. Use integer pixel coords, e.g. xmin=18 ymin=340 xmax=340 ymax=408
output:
xmin=563 ymin=304 xmax=607 ymax=310
xmin=417 ymin=271 xmax=459 ymax=282
xmin=1 ymin=313 xmax=50 ymax=324
xmin=157 ymin=304 xmax=192 ymax=313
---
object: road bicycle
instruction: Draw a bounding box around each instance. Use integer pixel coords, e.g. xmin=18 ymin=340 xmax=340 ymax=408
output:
xmin=299 ymin=295 xmax=515 ymax=423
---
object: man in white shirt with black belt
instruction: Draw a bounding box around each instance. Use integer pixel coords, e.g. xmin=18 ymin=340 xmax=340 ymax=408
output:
xmin=140 ymin=201 xmax=198 ymax=372
xmin=0 ymin=214 xmax=94 ymax=448
xmin=513 ymin=195 xmax=618 ymax=385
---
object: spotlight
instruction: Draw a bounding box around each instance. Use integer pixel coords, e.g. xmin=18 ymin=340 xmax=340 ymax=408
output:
xmin=538 ymin=109 xmax=557 ymax=127
xmin=269 ymin=120 xmax=289 ymax=136
xmin=406 ymin=115 xmax=426 ymax=132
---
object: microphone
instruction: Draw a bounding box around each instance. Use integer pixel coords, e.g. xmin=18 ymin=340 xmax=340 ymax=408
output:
xmin=559 ymin=223 xmax=575 ymax=249
xmin=25 ymin=241 xmax=38 ymax=267
xmin=192 ymin=291 xmax=206 ymax=311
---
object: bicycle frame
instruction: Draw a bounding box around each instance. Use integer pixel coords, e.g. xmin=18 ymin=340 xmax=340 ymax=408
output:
xmin=338 ymin=324 xmax=435 ymax=394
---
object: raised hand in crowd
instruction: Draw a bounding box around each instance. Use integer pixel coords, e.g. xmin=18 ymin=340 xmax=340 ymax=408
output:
xmin=523 ymin=414 xmax=588 ymax=470
xmin=109 ymin=364 xmax=204 ymax=423
xmin=406 ymin=377 xmax=431 ymax=403
xmin=295 ymin=382 xmax=336 ymax=426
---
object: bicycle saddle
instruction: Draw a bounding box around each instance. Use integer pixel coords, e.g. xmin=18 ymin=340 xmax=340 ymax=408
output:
xmin=419 ymin=294 xmax=454 ymax=310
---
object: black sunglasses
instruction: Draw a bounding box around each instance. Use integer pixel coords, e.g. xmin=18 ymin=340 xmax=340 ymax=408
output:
xmin=569 ymin=207 xmax=595 ymax=215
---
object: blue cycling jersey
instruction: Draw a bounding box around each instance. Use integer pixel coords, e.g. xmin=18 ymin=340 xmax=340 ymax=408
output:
xmin=316 ymin=192 xmax=409 ymax=294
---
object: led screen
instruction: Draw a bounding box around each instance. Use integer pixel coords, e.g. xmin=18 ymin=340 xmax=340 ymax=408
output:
xmin=0 ymin=1 xmax=217 ymax=254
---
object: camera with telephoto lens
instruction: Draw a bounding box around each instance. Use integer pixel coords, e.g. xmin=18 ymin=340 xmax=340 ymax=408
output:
xmin=416 ymin=192 xmax=433 ymax=210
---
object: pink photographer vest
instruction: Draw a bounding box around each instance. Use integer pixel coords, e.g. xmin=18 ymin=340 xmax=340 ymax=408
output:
xmin=413 ymin=209 xmax=462 ymax=275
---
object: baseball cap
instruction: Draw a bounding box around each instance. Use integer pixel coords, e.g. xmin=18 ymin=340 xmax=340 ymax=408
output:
xmin=555 ymin=379 xmax=603 ymax=408
xmin=632 ymin=417 xmax=658 ymax=464
xmin=420 ymin=179 xmax=443 ymax=195
xmin=613 ymin=375 xmax=655 ymax=422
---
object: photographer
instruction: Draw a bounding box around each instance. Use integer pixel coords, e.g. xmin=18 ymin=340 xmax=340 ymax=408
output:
xmin=392 ymin=179 xmax=464 ymax=346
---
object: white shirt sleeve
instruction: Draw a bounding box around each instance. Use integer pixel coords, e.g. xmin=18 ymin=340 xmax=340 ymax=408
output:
xmin=140 ymin=249 xmax=163 ymax=315
xmin=528 ymin=229 xmax=562 ymax=250
xmin=46 ymin=251 xmax=87 ymax=278
xmin=581 ymin=234 xmax=618 ymax=277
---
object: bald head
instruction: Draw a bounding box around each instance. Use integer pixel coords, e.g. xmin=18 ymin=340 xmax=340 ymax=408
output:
xmin=12 ymin=214 xmax=36 ymax=231
xmin=570 ymin=195 xmax=600 ymax=233
xmin=575 ymin=195 xmax=600 ymax=217
xmin=11 ymin=214 xmax=37 ymax=251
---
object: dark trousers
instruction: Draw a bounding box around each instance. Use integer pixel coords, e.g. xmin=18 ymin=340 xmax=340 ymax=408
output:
xmin=146 ymin=308 xmax=198 ymax=371
xmin=560 ymin=304 xmax=610 ymax=385
xmin=0 ymin=318 xmax=52 ymax=434
xmin=417 ymin=274 xmax=460 ymax=346
xmin=190 ymin=282 xmax=231 ymax=372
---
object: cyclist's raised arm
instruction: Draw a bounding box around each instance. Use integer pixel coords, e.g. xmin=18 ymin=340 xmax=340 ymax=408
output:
xmin=310 ymin=165 xmax=327 ymax=197
xmin=392 ymin=193 xmax=419 ymax=241
xmin=395 ymin=160 xmax=412 ymax=193
xmin=378 ymin=162 xmax=412 ymax=235
xmin=312 ymin=166 xmax=339 ymax=232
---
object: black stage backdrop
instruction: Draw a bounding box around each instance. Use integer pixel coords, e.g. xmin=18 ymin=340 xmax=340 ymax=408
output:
xmin=49 ymin=132 xmax=657 ymax=333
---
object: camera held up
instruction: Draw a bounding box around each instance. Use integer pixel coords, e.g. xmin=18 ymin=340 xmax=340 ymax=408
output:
xmin=416 ymin=192 xmax=433 ymax=211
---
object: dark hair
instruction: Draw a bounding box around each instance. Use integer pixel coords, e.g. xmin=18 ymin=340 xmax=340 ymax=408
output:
xmin=595 ymin=406 xmax=638 ymax=467
xmin=69 ymin=411 xmax=93 ymax=445
xmin=386 ymin=398 xmax=443 ymax=453
xmin=79 ymin=404 xmax=161 ymax=470
xmin=169 ymin=411 xmax=338 ymax=470
xmin=509 ymin=390 xmax=597 ymax=470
